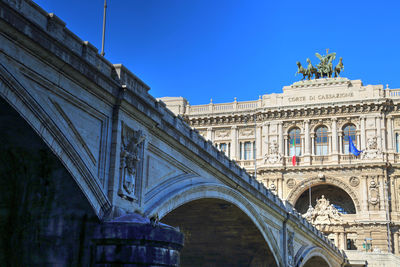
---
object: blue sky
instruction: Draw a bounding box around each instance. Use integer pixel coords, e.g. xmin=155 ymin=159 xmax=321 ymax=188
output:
xmin=34 ymin=0 xmax=400 ymax=105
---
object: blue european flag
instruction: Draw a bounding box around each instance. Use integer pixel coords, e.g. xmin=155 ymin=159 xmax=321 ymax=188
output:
xmin=349 ymin=136 xmax=362 ymax=156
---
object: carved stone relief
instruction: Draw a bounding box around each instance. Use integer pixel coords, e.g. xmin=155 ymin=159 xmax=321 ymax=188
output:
xmin=240 ymin=128 xmax=254 ymax=137
xmin=395 ymin=118 xmax=400 ymax=127
xmin=287 ymin=178 xmax=296 ymax=189
xmin=215 ymin=129 xmax=230 ymax=139
xmin=303 ymin=195 xmax=343 ymax=224
xmin=264 ymin=141 xmax=282 ymax=164
xmin=349 ymin=176 xmax=360 ymax=187
xmin=368 ymin=179 xmax=379 ymax=206
xmin=269 ymin=183 xmax=277 ymax=195
xmin=118 ymin=124 xmax=146 ymax=201
xmin=361 ymin=137 xmax=382 ymax=160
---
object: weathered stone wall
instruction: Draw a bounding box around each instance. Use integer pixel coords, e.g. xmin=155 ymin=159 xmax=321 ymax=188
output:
xmin=0 ymin=98 xmax=183 ymax=266
xmin=0 ymin=97 xmax=98 ymax=265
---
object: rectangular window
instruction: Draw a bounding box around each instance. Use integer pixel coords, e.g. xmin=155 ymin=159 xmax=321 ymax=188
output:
xmin=220 ymin=143 xmax=227 ymax=154
xmin=244 ymin=142 xmax=252 ymax=160
xmin=397 ymin=133 xmax=400 ymax=153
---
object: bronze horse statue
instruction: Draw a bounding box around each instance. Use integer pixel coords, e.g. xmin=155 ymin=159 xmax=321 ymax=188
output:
xmin=306 ymin=58 xmax=320 ymax=80
xmin=334 ymin=57 xmax=344 ymax=77
xmin=296 ymin=61 xmax=310 ymax=80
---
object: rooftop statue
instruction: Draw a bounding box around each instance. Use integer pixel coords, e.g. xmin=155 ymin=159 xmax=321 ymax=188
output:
xmin=296 ymin=49 xmax=344 ymax=80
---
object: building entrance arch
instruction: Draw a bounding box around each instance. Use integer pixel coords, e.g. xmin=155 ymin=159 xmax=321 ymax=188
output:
xmin=294 ymin=184 xmax=356 ymax=215
xmin=287 ymin=176 xmax=360 ymax=213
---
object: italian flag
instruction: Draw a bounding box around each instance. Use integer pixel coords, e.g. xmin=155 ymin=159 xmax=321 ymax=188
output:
xmin=292 ymin=138 xmax=296 ymax=166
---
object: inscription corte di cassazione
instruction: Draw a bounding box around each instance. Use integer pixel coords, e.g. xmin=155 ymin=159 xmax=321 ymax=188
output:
xmin=289 ymin=92 xmax=354 ymax=103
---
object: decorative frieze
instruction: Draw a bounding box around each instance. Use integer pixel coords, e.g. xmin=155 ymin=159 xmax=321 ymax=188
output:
xmin=215 ymin=129 xmax=230 ymax=139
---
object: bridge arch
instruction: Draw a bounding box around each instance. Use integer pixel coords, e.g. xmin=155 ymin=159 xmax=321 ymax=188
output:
xmin=146 ymin=183 xmax=283 ymax=267
xmin=286 ymin=175 xmax=361 ymax=213
xmin=295 ymin=246 xmax=333 ymax=267
xmin=0 ymin=62 xmax=111 ymax=218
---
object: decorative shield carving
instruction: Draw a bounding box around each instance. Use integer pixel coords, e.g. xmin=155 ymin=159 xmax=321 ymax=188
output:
xmin=349 ymin=177 xmax=360 ymax=187
xmin=287 ymin=178 xmax=296 ymax=189
xmin=368 ymin=179 xmax=379 ymax=206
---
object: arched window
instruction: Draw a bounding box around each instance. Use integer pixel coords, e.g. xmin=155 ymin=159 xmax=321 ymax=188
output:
xmin=288 ymin=128 xmax=301 ymax=156
xmin=315 ymin=126 xmax=328 ymax=155
xmin=343 ymin=124 xmax=357 ymax=154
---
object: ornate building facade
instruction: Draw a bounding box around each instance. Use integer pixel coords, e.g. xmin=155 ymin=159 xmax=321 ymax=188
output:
xmin=160 ymin=77 xmax=400 ymax=264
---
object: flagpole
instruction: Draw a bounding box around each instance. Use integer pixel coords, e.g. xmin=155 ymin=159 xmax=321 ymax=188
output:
xmin=100 ymin=0 xmax=107 ymax=56
xmin=254 ymin=114 xmax=257 ymax=178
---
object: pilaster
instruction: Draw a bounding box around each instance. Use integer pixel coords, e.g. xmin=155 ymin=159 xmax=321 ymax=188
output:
xmin=231 ymin=125 xmax=238 ymax=160
xmin=331 ymin=118 xmax=339 ymax=161
xmin=360 ymin=116 xmax=366 ymax=150
xmin=278 ymin=122 xmax=284 ymax=155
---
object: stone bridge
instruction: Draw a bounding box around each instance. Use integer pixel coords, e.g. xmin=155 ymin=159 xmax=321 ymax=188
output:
xmin=0 ymin=0 xmax=345 ymax=266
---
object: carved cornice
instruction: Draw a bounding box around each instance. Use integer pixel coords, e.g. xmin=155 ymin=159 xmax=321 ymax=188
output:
xmin=186 ymin=100 xmax=395 ymax=127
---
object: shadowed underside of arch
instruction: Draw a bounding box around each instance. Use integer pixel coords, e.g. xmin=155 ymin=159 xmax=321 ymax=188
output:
xmin=161 ymin=198 xmax=278 ymax=267
xmin=0 ymin=62 xmax=111 ymax=218
xmin=146 ymin=183 xmax=283 ymax=266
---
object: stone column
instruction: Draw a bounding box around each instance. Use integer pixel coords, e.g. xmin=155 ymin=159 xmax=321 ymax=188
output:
xmin=231 ymin=126 xmax=238 ymax=160
xmin=376 ymin=116 xmax=382 ymax=150
xmin=256 ymin=125 xmax=262 ymax=158
xmin=207 ymin=127 xmax=213 ymax=141
xmin=304 ymin=120 xmax=311 ymax=155
xmin=279 ymin=176 xmax=284 ymax=199
xmin=92 ymin=214 xmax=183 ymax=266
xmin=278 ymin=122 xmax=284 ymax=155
xmin=311 ymin=136 xmax=315 ymax=155
xmin=284 ymin=136 xmax=288 ymax=156
xmin=262 ymin=122 xmax=269 ymax=158
xmin=362 ymin=175 xmax=369 ymax=212
xmin=381 ymin=116 xmax=387 ymax=151
xmin=360 ymin=116 xmax=366 ymax=150
xmin=387 ymin=116 xmax=394 ymax=151
xmin=338 ymin=132 xmax=343 ymax=154
xmin=394 ymin=232 xmax=399 ymax=254
xmin=332 ymin=118 xmax=338 ymax=153
xmin=240 ymin=142 xmax=243 ymax=160
xmin=340 ymin=232 xmax=346 ymax=250
xmin=335 ymin=232 xmax=339 ymax=248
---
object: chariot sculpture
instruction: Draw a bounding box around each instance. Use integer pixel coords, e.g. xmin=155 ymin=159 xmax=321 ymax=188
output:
xmin=296 ymin=49 xmax=344 ymax=80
